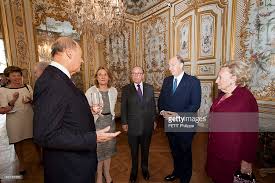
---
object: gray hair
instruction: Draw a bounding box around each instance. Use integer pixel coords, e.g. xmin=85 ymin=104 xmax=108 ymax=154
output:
xmin=222 ymin=61 xmax=251 ymax=87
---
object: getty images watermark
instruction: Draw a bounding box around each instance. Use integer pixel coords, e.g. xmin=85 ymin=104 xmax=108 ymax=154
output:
xmin=165 ymin=113 xmax=207 ymax=132
xmin=164 ymin=112 xmax=265 ymax=132
xmin=0 ymin=175 xmax=23 ymax=180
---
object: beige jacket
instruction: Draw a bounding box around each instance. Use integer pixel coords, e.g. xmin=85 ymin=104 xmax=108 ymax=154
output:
xmin=85 ymin=86 xmax=117 ymax=122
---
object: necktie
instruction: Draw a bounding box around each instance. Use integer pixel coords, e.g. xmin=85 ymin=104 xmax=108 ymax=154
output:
xmin=137 ymin=84 xmax=143 ymax=100
xmin=172 ymin=78 xmax=177 ymax=94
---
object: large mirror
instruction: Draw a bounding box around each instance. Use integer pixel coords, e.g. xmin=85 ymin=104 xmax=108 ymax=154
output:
xmin=35 ymin=17 xmax=85 ymax=90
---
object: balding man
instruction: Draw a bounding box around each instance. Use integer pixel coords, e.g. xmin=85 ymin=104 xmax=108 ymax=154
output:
xmin=33 ymin=37 xmax=120 ymax=183
xmin=33 ymin=61 xmax=49 ymax=80
xmin=121 ymin=66 xmax=157 ymax=183
xmin=158 ymin=55 xmax=201 ymax=183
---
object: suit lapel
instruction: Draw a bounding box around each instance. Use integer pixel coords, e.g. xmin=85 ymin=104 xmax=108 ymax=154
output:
xmin=143 ymin=83 xmax=149 ymax=101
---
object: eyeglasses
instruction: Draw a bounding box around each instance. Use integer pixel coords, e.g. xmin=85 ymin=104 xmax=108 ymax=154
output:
xmin=131 ymin=73 xmax=143 ymax=76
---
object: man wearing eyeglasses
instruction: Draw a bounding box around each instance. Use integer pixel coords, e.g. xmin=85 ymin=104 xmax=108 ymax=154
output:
xmin=121 ymin=66 xmax=157 ymax=183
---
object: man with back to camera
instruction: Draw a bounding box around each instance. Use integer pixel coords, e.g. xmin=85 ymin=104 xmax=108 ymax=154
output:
xmin=33 ymin=37 xmax=121 ymax=183
xmin=121 ymin=66 xmax=157 ymax=183
xmin=158 ymin=55 xmax=201 ymax=183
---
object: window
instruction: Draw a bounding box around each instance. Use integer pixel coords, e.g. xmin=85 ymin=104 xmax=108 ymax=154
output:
xmin=0 ymin=39 xmax=7 ymax=73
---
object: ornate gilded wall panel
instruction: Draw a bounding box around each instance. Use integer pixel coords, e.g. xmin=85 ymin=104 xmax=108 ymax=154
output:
xmin=198 ymin=80 xmax=214 ymax=116
xmin=175 ymin=16 xmax=192 ymax=61
xmin=174 ymin=0 xmax=191 ymax=16
xmin=197 ymin=63 xmax=216 ymax=76
xmin=197 ymin=10 xmax=217 ymax=60
xmin=105 ymin=21 xmax=135 ymax=92
xmin=10 ymin=0 xmax=30 ymax=68
xmin=140 ymin=10 xmax=170 ymax=92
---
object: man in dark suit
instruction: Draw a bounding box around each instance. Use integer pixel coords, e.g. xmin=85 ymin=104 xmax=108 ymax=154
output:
xmin=158 ymin=55 xmax=201 ymax=183
xmin=33 ymin=37 xmax=120 ymax=183
xmin=121 ymin=66 xmax=156 ymax=183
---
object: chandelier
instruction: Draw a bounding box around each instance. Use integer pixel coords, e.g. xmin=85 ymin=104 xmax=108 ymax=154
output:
xmin=65 ymin=0 xmax=126 ymax=40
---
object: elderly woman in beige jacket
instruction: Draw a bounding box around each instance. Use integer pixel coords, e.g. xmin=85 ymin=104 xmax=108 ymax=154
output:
xmin=85 ymin=66 xmax=117 ymax=183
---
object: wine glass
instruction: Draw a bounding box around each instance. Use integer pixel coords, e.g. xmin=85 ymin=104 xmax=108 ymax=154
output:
xmin=91 ymin=92 xmax=103 ymax=114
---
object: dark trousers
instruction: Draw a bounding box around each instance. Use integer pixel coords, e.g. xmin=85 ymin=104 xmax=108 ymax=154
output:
xmin=128 ymin=133 xmax=152 ymax=176
xmin=167 ymin=133 xmax=193 ymax=183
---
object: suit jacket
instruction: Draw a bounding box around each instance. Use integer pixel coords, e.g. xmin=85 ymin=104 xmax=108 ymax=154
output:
xmin=207 ymin=86 xmax=258 ymax=162
xmin=121 ymin=83 xmax=156 ymax=136
xmin=33 ymin=66 xmax=97 ymax=183
xmin=158 ymin=74 xmax=201 ymax=141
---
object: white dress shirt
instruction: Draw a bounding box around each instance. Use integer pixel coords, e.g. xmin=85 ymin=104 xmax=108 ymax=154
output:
xmin=134 ymin=82 xmax=143 ymax=95
xmin=174 ymin=71 xmax=184 ymax=87
xmin=50 ymin=61 xmax=71 ymax=78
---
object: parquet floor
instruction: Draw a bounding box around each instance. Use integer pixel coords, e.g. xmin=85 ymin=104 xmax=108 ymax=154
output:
xmin=0 ymin=115 xmax=274 ymax=183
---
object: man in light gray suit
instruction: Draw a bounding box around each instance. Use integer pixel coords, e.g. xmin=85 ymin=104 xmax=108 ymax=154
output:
xmin=121 ymin=66 xmax=157 ymax=183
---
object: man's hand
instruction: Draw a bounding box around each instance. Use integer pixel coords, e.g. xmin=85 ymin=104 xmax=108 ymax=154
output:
xmin=96 ymin=126 xmax=121 ymax=142
xmin=160 ymin=110 xmax=178 ymax=119
xmin=122 ymin=124 xmax=128 ymax=132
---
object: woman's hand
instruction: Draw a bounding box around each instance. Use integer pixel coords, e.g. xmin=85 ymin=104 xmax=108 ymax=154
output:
xmin=90 ymin=105 xmax=102 ymax=115
xmin=22 ymin=96 xmax=32 ymax=104
xmin=0 ymin=106 xmax=13 ymax=114
xmin=8 ymin=92 xmax=19 ymax=106
xmin=241 ymin=160 xmax=252 ymax=174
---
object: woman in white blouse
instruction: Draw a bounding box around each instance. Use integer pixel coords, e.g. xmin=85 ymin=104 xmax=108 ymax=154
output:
xmin=85 ymin=67 xmax=117 ymax=183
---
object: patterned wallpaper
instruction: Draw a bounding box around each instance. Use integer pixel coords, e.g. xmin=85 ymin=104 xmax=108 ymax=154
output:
xmin=240 ymin=0 xmax=275 ymax=101
xmin=105 ymin=22 xmax=135 ymax=91
xmin=141 ymin=11 xmax=170 ymax=92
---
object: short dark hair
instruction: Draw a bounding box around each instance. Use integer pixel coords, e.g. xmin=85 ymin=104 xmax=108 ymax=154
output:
xmin=176 ymin=54 xmax=184 ymax=64
xmin=94 ymin=66 xmax=113 ymax=88
xmin=51 ymin=37 xmax=78 ymax=57
xmin=4 ymin=66 xmax=22 ymax=77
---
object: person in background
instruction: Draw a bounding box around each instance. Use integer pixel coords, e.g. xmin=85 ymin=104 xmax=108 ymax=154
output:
xmin=33 ymin=37 xmax=120 ymax=183
xmin=85 ymin=66 xmax=117 ymax=183
xmin=121 ymin=66 xmax=157 ymax=183
xmin=206 ymin=61 xmax=258 ymax=183
xmin=0 ymin=66 xmax=34 ymax=175
xmin=158 ymin=55 xmax=201 ymax=183
xmin=33 ymin=61 xmax=49 ymax=80
xmin=0 ymin=72 xmax=8 ymax=87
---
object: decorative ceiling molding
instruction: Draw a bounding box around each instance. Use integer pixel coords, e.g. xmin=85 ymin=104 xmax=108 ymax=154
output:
xmin=126 ymin=0 xmax=163 ymax=15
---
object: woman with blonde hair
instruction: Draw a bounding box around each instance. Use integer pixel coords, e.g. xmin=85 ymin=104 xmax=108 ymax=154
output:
xmin=85 ymin=66 xmax=117 ymax=183
xmin=206 ymin=61 xmax=258 ymax=183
